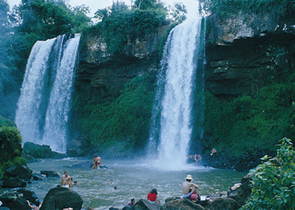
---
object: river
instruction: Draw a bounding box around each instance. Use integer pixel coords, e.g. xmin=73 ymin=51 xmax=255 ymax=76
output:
xmin=3 ymin=158 xmax=247 ymax=210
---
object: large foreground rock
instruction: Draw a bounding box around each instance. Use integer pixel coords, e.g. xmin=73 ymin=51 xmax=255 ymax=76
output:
xmin=40 ymin=187 xmax=83 ymax=210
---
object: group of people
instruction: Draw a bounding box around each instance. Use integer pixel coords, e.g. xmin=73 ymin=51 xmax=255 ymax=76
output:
xmin=141 ymin=174 xmax=200 ymax=207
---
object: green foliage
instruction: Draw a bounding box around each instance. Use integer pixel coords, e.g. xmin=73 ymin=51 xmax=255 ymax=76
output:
xmin=0 ymin=116 xmax=16 ymax=127
xmin=204 ymin=80 xmax=295 ymax=157
xmin=241 ymin=137 xmax=295 ymax=210
xmin=17 ymin=0 xmax=91 ymax=39
xmin=200 ymin=0 xmax=295 ymax=19
xmin=94 ymin=1 xmax=166 ymax=55
xmin=74 ymin=74 xmax=155 ymax=156
xmin=0 ymin=126 xmax=25 ymax=178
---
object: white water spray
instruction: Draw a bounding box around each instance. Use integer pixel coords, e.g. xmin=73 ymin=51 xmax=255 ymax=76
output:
xmin=148 ymin=6 xmax=203 ymax=170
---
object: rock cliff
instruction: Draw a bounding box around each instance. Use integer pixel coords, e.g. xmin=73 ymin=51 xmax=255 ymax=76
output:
xmin=205 ymin=11 xmax=295 ymax=98
xmin=75 ymin=24 xmax=170 ymax=102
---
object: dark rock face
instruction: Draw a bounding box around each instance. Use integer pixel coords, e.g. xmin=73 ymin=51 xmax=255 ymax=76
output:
xmin=205 ymin=33 xmax=295 ymax=99
xmin=40 ymin=187 xmax=83 ymax=210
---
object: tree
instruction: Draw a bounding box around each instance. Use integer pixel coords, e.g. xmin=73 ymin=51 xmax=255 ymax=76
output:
xmin=17 ymin=0 xmax=91 ymax=39
xmin=242 ymin=137 xmax=295 ymax=209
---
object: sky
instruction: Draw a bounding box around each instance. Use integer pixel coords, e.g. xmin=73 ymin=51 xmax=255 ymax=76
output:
xmin=6 ymin=0 xmax=199 ymax=18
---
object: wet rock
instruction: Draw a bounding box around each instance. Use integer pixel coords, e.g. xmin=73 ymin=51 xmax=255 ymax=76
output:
xmin=40 ymin=187 xmax=83 ymax=210
xmin=211 ymin=198 xmax=239 ymax=210
xmin=3 ymin=165 xmax=32 ymax=182
xmin=40 ymin=170 xmax=60 ymax=178
xmin=228 ymin=174 xmax=253 ymax=206
xmin=67 ymin=139 xmax=84 ymax=157
xmin=161 ymin=197 xmax=205 ymax=210
xmin=2 ymin=177 xmax=26 ymax=188
xmin=32 ymin=173 xmax=46 ymax=180
xmin=0 ymin=189 xmax=40 ymax=210
xmin=131 ymin=199 xmax=161 ymax=210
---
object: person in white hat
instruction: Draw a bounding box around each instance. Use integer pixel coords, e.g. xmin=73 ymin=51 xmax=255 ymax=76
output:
xmin=182 ymin=174 xmax=199 ymax=198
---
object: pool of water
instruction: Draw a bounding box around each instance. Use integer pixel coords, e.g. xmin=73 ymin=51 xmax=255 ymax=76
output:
xmin=1 ymin=158 xmax=247 ymax=209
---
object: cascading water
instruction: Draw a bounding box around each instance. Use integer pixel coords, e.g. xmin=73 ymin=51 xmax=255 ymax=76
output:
xmin=148 ymin=10 xmax=204 ymax=170
xmin=15 ymin=34 xmax=80 ymax=152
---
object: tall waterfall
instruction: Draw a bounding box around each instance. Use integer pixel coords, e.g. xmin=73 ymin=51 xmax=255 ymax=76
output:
xmin=15 ymin=34 xmax=80 ymax=152
xmin=148 ymin=14 xmax=204 ymax=170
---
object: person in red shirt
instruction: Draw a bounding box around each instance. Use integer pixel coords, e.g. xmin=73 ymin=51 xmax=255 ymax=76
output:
xmin=147 ymin=188 xmax=158 ymax=204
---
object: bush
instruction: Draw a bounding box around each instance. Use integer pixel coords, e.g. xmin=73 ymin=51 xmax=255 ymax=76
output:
xmin=0 ymin=126 xmax=26 ymax=178
xmin=200 ymin=0 xmax=295 ymax=19
xmin=203 ymin=81 xmax=295 ymax=158
xmin=242 ymin=137 xmax=295 ymax=209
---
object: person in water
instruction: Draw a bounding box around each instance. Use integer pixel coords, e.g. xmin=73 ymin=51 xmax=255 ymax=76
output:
xmin=147 ymin=188 xmax=159 ymax=204
xmin=127 ymin=198 xmax=135 ymax=206
xmin=26 ymin=200 xmax=41 ymax=210
xmin=60 ymin=171 xmax=72 ymax=190
xmin=92 ymin=155 xmax=101 ymax=169
xmin=193 ymin=153 xmax=202 ymax=164
xmin=182 ymin=174 xmax=199 ymax=199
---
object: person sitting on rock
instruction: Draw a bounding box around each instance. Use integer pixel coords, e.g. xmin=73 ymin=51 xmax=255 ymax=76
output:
xmin=182 ymin=175 xmax=199 ymax=200
xmin=60 ymin=171 xmax=72 ymax=190
xmin=26 ymin=200 xmax=41 ymax=210
xmin=147 ymin=188 xmax=159 ymax=204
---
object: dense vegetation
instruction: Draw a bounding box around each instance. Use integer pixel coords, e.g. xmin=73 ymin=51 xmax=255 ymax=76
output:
xmin=242 ymin=138 xmax=295 ymax=209
xmin=203 ymin=74 xmax=295 ymax=159
xmin=73 ymin=74 xmax=156 ymax=157
xmin=0 ymin=116 xmax=26 ymax=178
xmin=89 ymin=1 xmax=167 ymax=55
xmin=199 ymin=0 xmax=295 ymax=18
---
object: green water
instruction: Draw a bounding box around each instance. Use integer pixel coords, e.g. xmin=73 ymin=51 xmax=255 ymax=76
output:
xmin=2 ymin=158 xmax=247 ymax=210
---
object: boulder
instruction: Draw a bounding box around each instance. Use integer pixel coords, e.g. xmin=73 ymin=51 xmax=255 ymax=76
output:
xmin=40 ymin=187 xmax=83 ymax=210
xmin=211 ymin=198 xmax=239 ymax=210
xmin=130 ymin=199 xmax=161 ymax=210
xmin=2 ymin=177 xmax=26 ymax=188
xmin=40 ymin=171 xmax=60 ymax=178
xmin=161 ymin=197 xmax=205 ymax=210
xmin=0 ymin=189 xmax=40 ymax=210
xmin=32 ymin=173 xmax=46 ymax=180
xmin=228 ymin=174 xmax=253 ymax=206
xmin=3 ymin=165 xmax=32 ymax=182
xmin=23 ymin=142 xmax=67 ymax=159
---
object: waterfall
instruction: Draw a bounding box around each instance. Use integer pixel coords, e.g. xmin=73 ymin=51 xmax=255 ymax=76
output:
xmin=15 ymin=34 xmax=80 ymax=152
xmin=148 ymin=15 xmax=204 ymax=170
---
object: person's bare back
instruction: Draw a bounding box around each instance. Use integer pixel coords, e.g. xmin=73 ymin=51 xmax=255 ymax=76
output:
xmin=182 ymin=175 xmax=198 ymax=196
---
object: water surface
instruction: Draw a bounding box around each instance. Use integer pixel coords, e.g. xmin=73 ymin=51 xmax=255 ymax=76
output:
xmin=13 ymin=158 xmax=248 ymax=210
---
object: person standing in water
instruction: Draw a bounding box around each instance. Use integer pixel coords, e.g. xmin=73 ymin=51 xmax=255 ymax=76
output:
xmin=60 ymin=171 xmax=72 ymax=190
xmin=92 ymin=155 xmax=101 ymax=169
